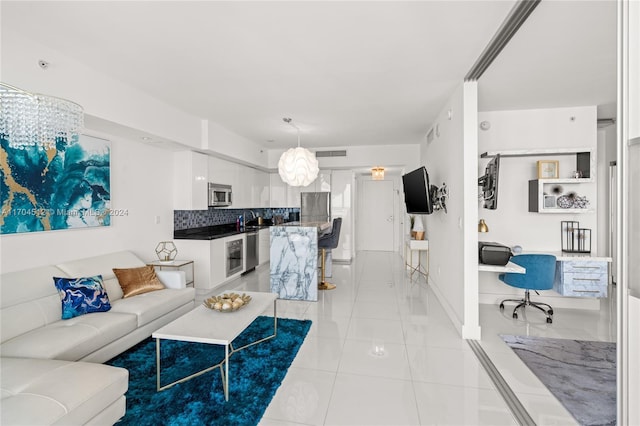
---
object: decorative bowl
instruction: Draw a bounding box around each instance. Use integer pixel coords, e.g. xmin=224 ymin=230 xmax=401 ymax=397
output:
xmin=203 ymin=293 xmax=252 ymax=313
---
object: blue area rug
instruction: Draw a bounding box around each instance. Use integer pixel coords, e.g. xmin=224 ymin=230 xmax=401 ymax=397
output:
xmin=501 ymin=334 xmax=616 ymax=426
xmin=107 ymin=316 xmax=311 ymax=425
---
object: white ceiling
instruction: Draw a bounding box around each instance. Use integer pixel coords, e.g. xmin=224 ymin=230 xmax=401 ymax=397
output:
xmin=1 ymin=1 xmax=616 ymax=150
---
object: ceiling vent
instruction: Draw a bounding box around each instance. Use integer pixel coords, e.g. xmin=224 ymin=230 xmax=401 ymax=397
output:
xmin=315 ymin=150 xmax=347 ymax=158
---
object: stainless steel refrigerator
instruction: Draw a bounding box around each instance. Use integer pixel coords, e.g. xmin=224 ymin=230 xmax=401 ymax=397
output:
xmin=300 ymin=192 xmax=331 ymax=223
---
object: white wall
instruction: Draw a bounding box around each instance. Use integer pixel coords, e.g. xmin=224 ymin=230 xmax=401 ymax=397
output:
xmin=477 ymin=106 xmax=600 ymax=309
xmin=422 ymin=82 xmax=480 ymax=339
xmin=202 ymin=120 xmax=269 ymax=168
xmin=622 ymin=2 xmax=640 ymax=422
xmin=597 ymin=125 xmax=617 ymax=257
xmin=1 ymin=27 xmax=268 ymax=169
xmin=330 ymin=170 xmax=355 ymax=261
xmin=268 ymin=144 xmax=421 ymax=171
xmin=0 ymin=132 xmax=176 ymax=273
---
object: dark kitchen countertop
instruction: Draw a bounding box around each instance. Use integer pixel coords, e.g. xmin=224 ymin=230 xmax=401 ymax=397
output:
xmin=174 ymin=223 xmax=273 ymax=240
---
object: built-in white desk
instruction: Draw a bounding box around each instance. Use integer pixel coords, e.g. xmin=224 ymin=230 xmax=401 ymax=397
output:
xmin=478 ymin=250 xmax=613 ymax=298
xmin=478 ymin=261 xmax=525 ymax=274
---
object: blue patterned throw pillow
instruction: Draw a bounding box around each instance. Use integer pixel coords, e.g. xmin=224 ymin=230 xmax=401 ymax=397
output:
xmin=53 ymin=275 xmax=112 ymax=319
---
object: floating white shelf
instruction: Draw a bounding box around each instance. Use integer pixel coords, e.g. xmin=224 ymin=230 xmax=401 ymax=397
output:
xmin=533 ymin=207 xmax=595 ymax=214
xmin=537 ymin=177 xmax=594 ymax=184
xmin=529 ymin=179 xmax=595 ymax=214
xmin=480 ymin=147 xmax=593 ymax=158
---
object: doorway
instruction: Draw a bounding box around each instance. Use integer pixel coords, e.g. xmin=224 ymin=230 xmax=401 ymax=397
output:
xmin=357 ymin=179 xmax=394 ymax=251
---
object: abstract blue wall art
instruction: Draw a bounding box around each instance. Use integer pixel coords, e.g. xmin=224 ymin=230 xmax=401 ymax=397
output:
xmin=0 ymin=134 xmax=111 ymax=234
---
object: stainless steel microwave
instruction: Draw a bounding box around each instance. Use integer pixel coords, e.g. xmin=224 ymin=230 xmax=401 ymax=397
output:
xmin=208 ymin=183 xmax=232 ymax=207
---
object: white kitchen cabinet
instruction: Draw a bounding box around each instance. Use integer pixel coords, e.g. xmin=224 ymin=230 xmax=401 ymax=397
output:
xmin=232 ymin=164 xmax=270 ymax=209
xmin=258 ymin=228 xmax=270 ymax=265
xmin=171 ymin=239 xmax=210 ymax=292
xmin=175 ymin=235 xmax=246 ymax=293
xmin=208 ymin=156 xmax=233 ymax=187
xmin=211 ymin=156 xmax=269 ymax=208
xmin=211 ymin=157 xmax=254 ymax=208
xmin=247 ymin=167 xmax=268 ymax=208
xmin=173 ymin=151 xmax=208 ymax=210
xmin=209 ymin=237 xmax=226 ymax=288
xmin=309 ymin=170 xmax=331 ymax=192
xmin=287 ymin=184 xmax=303 ymax=208
xmin=270 ymin=172 xmax=320 ymax=207
xmin=228 ymin=161 xmax=247 ymax=208
xmin=255 ymin=169 xmax=270 ymax=207
xmin=209 ymin=156 xmax=237 ymax=209
xmin=270 ymin=173 xmax=287 ymax=207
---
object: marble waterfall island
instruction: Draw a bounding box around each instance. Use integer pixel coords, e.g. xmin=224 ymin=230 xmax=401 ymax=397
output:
xmin=270 ymin=225 xmax=319 ymax=301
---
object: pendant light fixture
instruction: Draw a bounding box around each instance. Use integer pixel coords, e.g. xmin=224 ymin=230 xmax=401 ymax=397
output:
xmin=277 ymin=117 xmax=319 ymax=187
xmin=371 ymin=166 xmax=385 ymax=180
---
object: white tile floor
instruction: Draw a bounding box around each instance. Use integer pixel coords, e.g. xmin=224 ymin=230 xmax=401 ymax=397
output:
xmin=205 ymin=251 xmax=616 ymax=425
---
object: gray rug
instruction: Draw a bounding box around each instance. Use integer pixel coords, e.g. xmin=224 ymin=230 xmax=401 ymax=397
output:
xmin=501 ymin=334 xmax=616 ymax=426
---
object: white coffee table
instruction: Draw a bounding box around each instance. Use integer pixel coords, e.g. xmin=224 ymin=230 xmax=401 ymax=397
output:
xmin=152 ymin=291 xmax=277 ymax=400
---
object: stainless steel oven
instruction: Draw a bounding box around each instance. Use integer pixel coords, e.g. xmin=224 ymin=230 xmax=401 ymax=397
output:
xmin=226 ymin=238 xmax=243 ymax=277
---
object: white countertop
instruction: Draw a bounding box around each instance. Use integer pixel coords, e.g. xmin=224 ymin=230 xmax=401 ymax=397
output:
xmin=478 ymin=250 xmax=612 ymax=274
xmin=275 ymin=221 xmax=331 ymax=231
xmin=406 ymin=239 xmax=429 ymax=249
xmin=521 ymin=250 xmax=613 ymax=262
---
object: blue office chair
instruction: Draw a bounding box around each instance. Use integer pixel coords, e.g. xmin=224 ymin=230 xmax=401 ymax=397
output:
xmin=318 ymin=218 xmax=342 ymax=291
xmin=499 ymin=254 xmax=556 ymax=323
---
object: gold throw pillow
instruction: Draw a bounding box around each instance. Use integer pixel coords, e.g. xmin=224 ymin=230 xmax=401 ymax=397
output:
xmin=112 ymin=265 xmax=165 ymax=298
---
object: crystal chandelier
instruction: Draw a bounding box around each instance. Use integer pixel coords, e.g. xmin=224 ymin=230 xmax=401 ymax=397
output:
xmin=0 ymin=82 xmax=84 ymax=150
xmin=278 ymin=118 xmax=319 ymax=187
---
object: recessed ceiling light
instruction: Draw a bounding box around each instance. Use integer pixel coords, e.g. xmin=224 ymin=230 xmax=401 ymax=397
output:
xmin=141 ymin=136 xmax=152 ymax=141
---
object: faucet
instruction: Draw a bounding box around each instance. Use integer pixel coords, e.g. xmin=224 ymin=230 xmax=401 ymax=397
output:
xmin=244 ymin=210 xmax=257 ymax=226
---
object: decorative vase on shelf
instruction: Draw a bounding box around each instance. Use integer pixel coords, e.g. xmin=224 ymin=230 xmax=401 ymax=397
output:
xmin=409 ymin=215 xmax=416 ymax=239
xmin=412 ymin=217 xmax=425 ymax=240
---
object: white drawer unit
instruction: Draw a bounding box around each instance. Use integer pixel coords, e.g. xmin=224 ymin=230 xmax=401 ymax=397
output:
xmin=553 ymin=260 xmax=608 ymax=297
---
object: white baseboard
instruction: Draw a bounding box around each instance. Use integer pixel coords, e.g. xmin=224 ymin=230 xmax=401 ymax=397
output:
xmin=479 ymin=292 xmax=601 ymax=310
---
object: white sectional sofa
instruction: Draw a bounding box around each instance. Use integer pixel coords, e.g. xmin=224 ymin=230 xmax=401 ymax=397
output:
xmin=0 ymin=250 xmax=196 ymax=425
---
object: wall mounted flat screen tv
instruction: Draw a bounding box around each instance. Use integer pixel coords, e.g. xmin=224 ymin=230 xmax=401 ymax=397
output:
xmin=402 ymin=166 xmax=434 ymax=214
xmin=478 ymin=154 xmax=500 ymax=209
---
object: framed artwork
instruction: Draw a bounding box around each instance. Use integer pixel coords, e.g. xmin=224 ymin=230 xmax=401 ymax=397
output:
xmin=0 ymin=134 xmax=111 ymax=234
xmin=537 ymin=160 xmax=559 ymax=179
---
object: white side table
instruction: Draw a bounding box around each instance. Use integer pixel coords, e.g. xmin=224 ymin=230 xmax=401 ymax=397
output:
xmin=147 ymin=260 xmax=194 ymax=287
xmin=405 ymin=239 xmax=429 ymax=280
